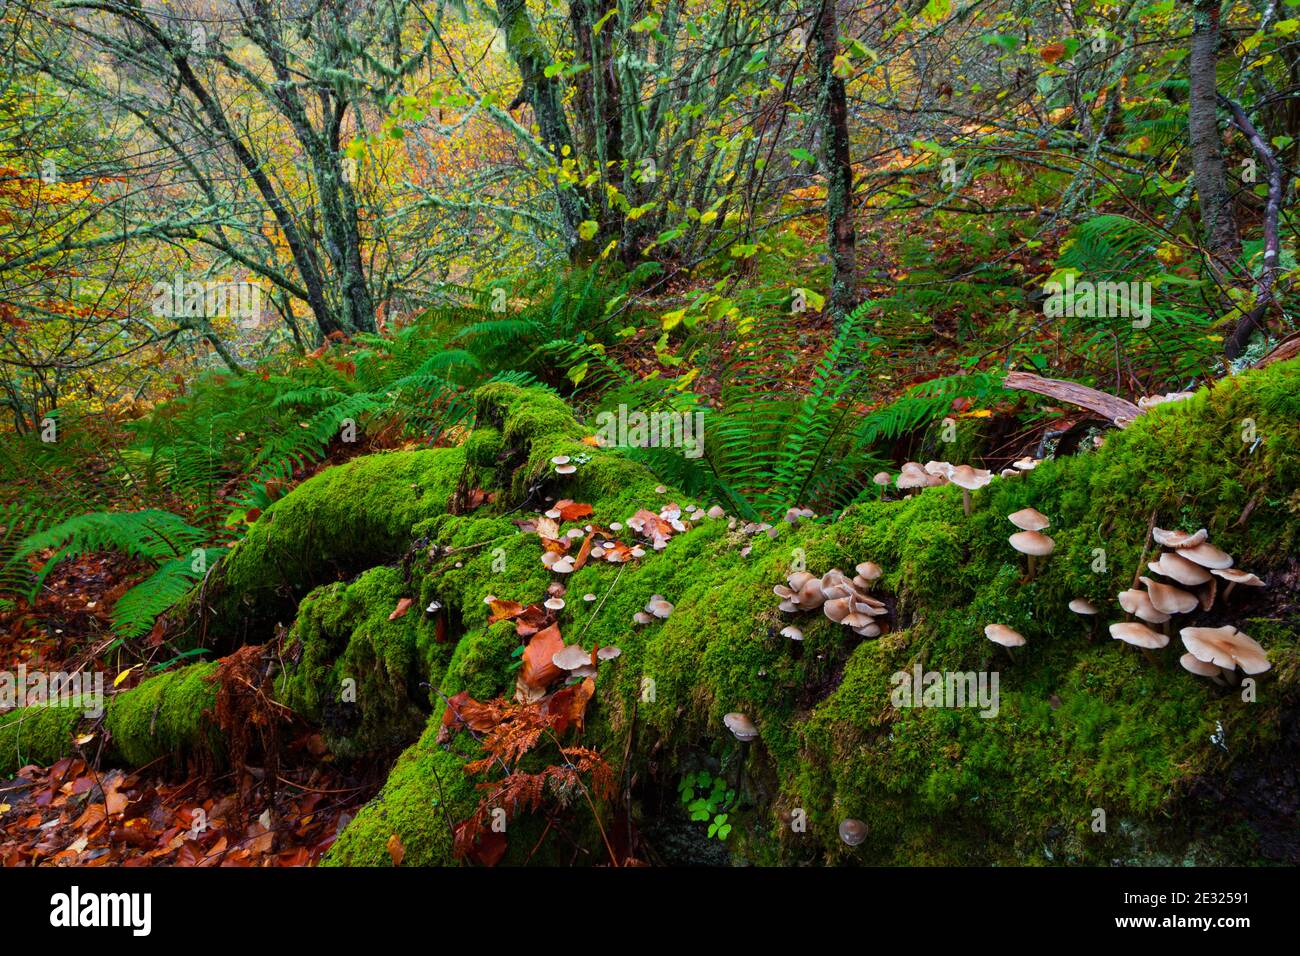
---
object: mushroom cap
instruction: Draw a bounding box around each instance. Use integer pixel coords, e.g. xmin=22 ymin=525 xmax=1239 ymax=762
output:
xmin=923 ymin=460 xmax=954 ymax=478
xmin=554 ymin=464 xmax=576 ymax=474
xmin=780 ymin=626 xmax=804 ymax=641
xmin=896 ymin=462 xmax=930 ymax=489
xmin=1178 ymin=541 xmax=1234 ymax=570
xmin=1147 ymin=551 xmax=1212 ymax=586
xmin=552 ymin=644 xmax=592 ymax=671
xmin=872 ymin=472 xmax=892 ymax=487
xmin=795 ymin=578 xmax=826 ymax=608
xmin=1212 ymin=568 xmax=1264 ymax=587
xmin=723 ymin=712 xmax=759 ymax=742
xmin=1012 ymin=457 xmax=1039 ymax=471
xmin=838 ymin=818 xmax=868 ymax=846
xmin=596 ymin=645 xmax=622 ymax=661
xmin=787 ymin=571 xmax=816 ymax=591
xmin=1117 ymin=588 xmax=1171 ymax=624
xmin=1008 ymin=507 xmax=1050 ymax=531
xmin=706 ymin=505 xmax=726 ymax=519
xmin=949 ymin=464 xmax=993 ymax=491
xmin=854 ymin=561 xmax=883 ymax=582
xmin=984 ymin=623 xmax=1026 ymax=647
xmin=544 ymin=597 xmax=565 ymax=611
xmin=632 ymin=611 xmax=655 ymax=625
xmin=853 ymin=622 xmax=882 ymax=638
xmin=1068 ymin=598 xmax=1098 ymax=615
xmin=1140 ymin=576 xmax=1199 ymax=615
xmin=1180 ymin=625 xmax=1271 ymax=674
xmin=550 ymin=455 xmax=571 ymax=466
xmin=823 ymin=597 xmax=851 ymax=624
xmin=1109 ymin=621 xmax=1169 ymax=649
xmin=1152 ymin=527 xmax=1208 ymax=549
xmin=646 ymin=598 xmax=674 ymax=619
xmin=1179 ymin=653 xmax=1223 ymax=679
xmin=582 ymin=593 xmax=597 ymax=602
xmin=1009 ymin=530 xmax=1055 ymax=556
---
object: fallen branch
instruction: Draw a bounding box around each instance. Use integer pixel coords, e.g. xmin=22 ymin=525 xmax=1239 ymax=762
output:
xmin=1003 ymin=371 xmax=1143 ymax=426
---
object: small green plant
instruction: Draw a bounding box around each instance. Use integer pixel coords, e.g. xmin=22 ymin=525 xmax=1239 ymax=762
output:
xmin=678 ymin=770 xmax=735 ymax=841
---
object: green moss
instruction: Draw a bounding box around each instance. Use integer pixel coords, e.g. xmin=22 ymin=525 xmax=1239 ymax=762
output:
xmin=0 ymin=704 xmax=83 ymax=774
xmin=171 ymin=446 xmax=469 ymax=648
xmin=103 ymin=662 xmax=221 ymax=768
xmin=277 ymin=566 xmax=446 ymax=760
xmin=203 ymin=362 xmax=1300 ymax=864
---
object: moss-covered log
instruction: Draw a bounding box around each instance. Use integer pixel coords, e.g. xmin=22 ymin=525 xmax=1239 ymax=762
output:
xmin=9 ymin=364 xmax=1299 ymax=866
xmin=0 ymin=662 xmax=219 ymax=775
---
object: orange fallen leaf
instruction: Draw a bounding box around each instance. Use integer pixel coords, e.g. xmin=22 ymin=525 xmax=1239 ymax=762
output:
xmin=386 ymin=833 xmax=405 ymax=866
xmin=388 ymin=597 xmax=413 ymax=621
xmin=1041 ymin=42 xmax=1066 ymax=63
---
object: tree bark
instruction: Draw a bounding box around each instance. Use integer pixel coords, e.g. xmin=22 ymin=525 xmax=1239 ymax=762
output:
xmin=813 ymin=0 xmax=857 ymax=319
xmin=496 ymin=0 xmax=592 ymax=258
xmin=1187 ymin=0 xmax=1241 ymax=278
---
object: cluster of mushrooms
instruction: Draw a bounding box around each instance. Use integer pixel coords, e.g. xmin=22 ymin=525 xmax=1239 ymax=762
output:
xmin=1092 ymin=526 xmax=1271 ymax=680
xmin=773 ymin=562 xmax=888 ymax=639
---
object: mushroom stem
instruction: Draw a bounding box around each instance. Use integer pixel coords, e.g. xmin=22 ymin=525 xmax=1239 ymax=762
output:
xmin=1223 ymin=582 xmax=1237 ymax=602
xmin=1141 ymin=648 xmax=1158 ymax=666
xmin=1026 ymin=555 xmax=1037 ymax=580
xmin=961 ymin=488 xmax=972 ymax=517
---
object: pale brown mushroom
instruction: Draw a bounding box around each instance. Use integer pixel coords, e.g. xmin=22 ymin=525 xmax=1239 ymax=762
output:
xmin=1140 ymin=576 xmax=1199 ymax=615
xmin=1211 ymin=567 xmax=1264 ymax=601
xmin=949 ymin=465 xmax=994 ymax=515
xmin=1146 ymin=551 xmax=1211 ymax=586
xmin=1152 ymin=527 xmax=1208 ymax=549
xmin=985 ymin=623 xmax=1026 ymax=647
xmin=723 ymin=712 xmax=759 ymax=742
xmin=853 ymin=561 xmax=883 ymax=589
xmin=1069 ymin=597 xmax=1099 ymax=637
xmin=1180 ymin=625 xmax=1271 ymax=675
xmin=838 ymin=818 xmax=868 ymax=846
xmin=1178 ymin=541 xmax=1234 ymax=570
xmin=1008 ymin=507 xmax=1050 ymax=532
xmin=1009 ymin=530 xmax=1055 ymax=579
xmin=1109 ymin=621 xmax=1169 ymax=649
xmin=896 ymin=462 xmax=930 ymax=491
xmin=1118 ymin=588 xmax=1171 ymax=624
xmin=1179 ymin=653 xmax=1226 ymax=685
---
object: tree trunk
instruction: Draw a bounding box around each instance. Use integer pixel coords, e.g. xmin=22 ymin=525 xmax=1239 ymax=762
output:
xmin=496 ymin=0 xmax=592 ymax=258
xmin=1187 ymin=0 xmax=1241 ymax=277
xmin=813 ymin=0 xmax=857 ymax=319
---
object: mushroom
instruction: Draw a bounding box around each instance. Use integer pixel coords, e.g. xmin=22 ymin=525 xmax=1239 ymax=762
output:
xmin=645 ymin=596 xmax=674 ymax=619
xmin=723 ymin=712 xmax=759 ymax=742
xmin=1152 ymin=527 xmax=1208 ymax=550
xmin=1211 ymin=568 xmax=1264 ymax=601
xmin=706 ymin=505 xmax=726 ymax=519
xmin=1146 ymin=551 xmax=1211 ymax=586
xmin=1140 ymin=576 xmax=1198 ymax=616
xmin=1118 ymin=588 xmax=1171 ymax=625
xmin=873 ymin=472 xmax=891 ymax=499
xmin=632 ymin=611 xmax=654 ymax=625
xmin=596 ymin=645 xmax=622 ymax=661
xmin=1012 ymin=457 xmax=1039 ymax=472
xmin=582 ymin=593 xmax=597 ymax=603
xmin=1180 ymin=625 xmax=1271 ymax=675
xmin=551 ymin=455 xmax=577 ymax=475
xmin=780 ymin=625 xmax=804 ymax=642
xmin=1008 ymin=507 xmax=1050 ymax=532
xmin=1068 ymin=598 xmax=1099 ymax=638
xmin=984 ymin=623 xmax=1026 ymax=648
xmin=1178 ymin=541 xmax=1233 ymax=570
xmin=838 ymin=818 xmax=868 ymax=847
xmin=949 ymin=465 xmax=994 ymax=515
xmin=852 ymin=561 xmax=882 ymax=589
xmin=896 ymin=462 xmax=931 ymax=492
xmin=1109 ymin=621 xmax=1169 ymax=650
xmin=552 ymin=644 xmax=593 ymax=672
xmin=1179 ymin=653 xmax=1227 ymax=685
xmin=1009 ymin=530 xmax=1055 ymax=579
xmin=544 ymin=597 xmax=565 ymax=611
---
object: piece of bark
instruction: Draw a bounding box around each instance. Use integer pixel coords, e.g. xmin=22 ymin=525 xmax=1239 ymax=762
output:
xmin=1003 ymin=371 xmax=1143 ymax=426
xmin=1255 ymin=333 xmax=1300 ymax=368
